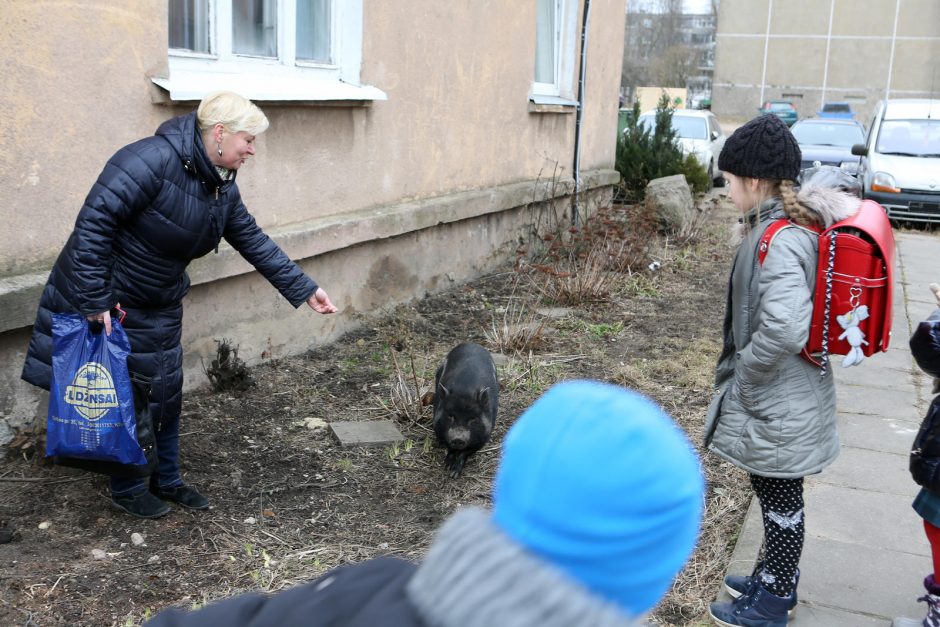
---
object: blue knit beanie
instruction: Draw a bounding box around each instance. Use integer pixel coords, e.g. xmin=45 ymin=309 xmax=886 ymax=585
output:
xmin=492 ymin=380 xmax=704 ymax=618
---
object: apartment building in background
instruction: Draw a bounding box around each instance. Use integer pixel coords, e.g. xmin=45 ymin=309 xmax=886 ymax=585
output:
xmin=713 ymin=0 xmax=940 ymax=123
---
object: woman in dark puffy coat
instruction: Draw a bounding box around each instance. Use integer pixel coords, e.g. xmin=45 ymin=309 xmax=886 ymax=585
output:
xmin=21 ymin=91 xmax=337 ymax=519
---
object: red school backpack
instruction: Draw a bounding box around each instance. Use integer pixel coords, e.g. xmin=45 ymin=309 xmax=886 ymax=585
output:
xmin=757 ymin=199 xmax=896 ymax=375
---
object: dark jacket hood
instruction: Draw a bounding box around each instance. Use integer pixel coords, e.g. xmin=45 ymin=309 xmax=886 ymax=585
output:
xmin=156 ymin=112 xmax=231 ymax=190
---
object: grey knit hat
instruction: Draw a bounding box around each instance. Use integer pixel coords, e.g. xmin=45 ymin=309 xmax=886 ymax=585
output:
xmin=718 ymin=114 xmax=801 ymax=181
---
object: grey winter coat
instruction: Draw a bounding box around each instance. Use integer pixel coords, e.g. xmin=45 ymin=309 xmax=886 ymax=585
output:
xmin=704 ymin=186 xmax=860 ymax=478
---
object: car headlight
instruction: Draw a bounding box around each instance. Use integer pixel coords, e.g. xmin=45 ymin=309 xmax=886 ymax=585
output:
xmin=839 ymin=161 xmax=859 ymax=175
xmin=871 ymin=171 xmax=900 ymax=193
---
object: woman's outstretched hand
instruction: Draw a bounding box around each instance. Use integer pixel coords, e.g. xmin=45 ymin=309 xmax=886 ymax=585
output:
xmin=930 ymin=282 xmax=940 ymax=307
xmin=86 ymin=310 xmax=113 ymax=336
xmin=307 ymin=287 xmax=338 ymax=314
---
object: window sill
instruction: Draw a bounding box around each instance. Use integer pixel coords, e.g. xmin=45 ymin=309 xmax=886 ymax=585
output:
xmin=151 ymin=70 xmax=386 ymax=105
xmin=528 ymin=95 xmax=578 ymax=114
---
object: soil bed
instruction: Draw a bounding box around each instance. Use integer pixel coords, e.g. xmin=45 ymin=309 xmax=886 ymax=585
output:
xmin=0 ymin=193 xmax=751 ymax=626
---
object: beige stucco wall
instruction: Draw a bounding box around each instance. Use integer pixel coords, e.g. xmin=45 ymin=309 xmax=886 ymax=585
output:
xmin=2 ymin=0 xmax=625 ymax=271
xmin=712 ymin=0 xmax=940 ymax=122
xmin=0 ymin=1 xmax=626 ymax=443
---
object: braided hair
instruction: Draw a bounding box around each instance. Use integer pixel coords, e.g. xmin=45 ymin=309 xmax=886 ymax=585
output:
xmin=777 ymin=180 xmax=821 ymax=227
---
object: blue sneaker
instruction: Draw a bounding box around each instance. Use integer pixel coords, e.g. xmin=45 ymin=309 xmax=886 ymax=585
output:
xmin=725 ymin=564 xmax=799 ymax=615
xmin=710 ymin=584 xmax=792 ymax=627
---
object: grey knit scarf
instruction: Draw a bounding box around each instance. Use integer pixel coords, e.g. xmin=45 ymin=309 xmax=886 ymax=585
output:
xmin=405 ymin=507 xmax=645 ymax=627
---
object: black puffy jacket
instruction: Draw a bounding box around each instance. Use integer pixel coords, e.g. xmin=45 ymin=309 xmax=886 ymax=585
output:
xmin=21 ymin=112 xmax=317 ymax=391
xmin=912 ymin=310 xmax=940 ymax=382
xmin=145 ymin=556 xmax=424 ymax=627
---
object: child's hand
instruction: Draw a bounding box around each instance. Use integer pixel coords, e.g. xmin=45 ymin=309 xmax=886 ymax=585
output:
xmin=931 ymin=283 xmax=940 ymax=307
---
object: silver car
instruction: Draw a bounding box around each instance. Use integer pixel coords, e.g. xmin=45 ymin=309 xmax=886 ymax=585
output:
xmin=852 ymin=99 xmax=940 ymax=223
xmin=637 ymin=109 xmax=727 ymax=186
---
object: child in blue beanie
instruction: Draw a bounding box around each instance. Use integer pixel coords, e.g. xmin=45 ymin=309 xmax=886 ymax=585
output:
xmin=144 ymin=380 xmax=704 ymax=627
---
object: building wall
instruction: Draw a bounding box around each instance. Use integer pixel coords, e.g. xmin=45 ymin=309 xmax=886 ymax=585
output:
xmin=712 ymin=0 xmax=940 ymax=122
xmin=0 ymin=1 xmax=625 ymax=444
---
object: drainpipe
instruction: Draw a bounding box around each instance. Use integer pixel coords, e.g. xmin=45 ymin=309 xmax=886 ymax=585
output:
xmin=571 ymin=0 xmax=592 ymax=227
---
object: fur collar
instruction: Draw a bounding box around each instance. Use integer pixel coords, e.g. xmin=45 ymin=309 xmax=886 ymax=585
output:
xmin=729 ymin=185 xmax=861 ymax=246
xmin=796 ymin=183 xmax=860 ymax=227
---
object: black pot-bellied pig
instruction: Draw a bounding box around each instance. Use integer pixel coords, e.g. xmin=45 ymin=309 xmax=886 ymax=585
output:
xmin=433 ymin=342 xmax=499 ymax=478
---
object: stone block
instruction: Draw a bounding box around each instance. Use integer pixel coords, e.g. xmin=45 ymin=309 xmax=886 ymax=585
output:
xmin=330 ymin=420 xmax=404 ymax=447
xmin=645 ymin=174 xmax=693 ymax=234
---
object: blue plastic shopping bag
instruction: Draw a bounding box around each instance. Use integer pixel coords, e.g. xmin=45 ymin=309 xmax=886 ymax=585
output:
xmin=46 ymin=314 xmax=147 ymax=465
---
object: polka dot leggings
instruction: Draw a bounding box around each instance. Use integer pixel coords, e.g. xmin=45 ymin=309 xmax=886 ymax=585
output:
xmin=751 ymin=474 xmax=804 ymax=598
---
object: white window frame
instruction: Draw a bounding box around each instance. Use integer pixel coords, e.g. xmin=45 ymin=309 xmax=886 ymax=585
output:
xmin=154 ymin=0 xmax=385 ymax=102
xmin=530 ymin=0 xmax=578 ymax=105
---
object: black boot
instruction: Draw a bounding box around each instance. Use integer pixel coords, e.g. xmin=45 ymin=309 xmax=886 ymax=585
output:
xmin=112 ymin=491 xmax=171 ymax=519
xmin=152 ymin=484 xmax=209 ymax=510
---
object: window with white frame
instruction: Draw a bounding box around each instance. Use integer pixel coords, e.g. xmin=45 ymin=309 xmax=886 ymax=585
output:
xmin=532 ymin=0 xmax=578 ymax=104
xmin=157 ymin=0 xmax=385 ymax=102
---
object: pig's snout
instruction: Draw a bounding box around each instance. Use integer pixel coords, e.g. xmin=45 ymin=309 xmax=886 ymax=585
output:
xmin=446 ymin=426 xmax=472 ymax=450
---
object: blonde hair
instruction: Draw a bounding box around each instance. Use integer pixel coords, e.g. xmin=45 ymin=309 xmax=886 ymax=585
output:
xmin=197 ymin=91 xmax=269 ymax=136
xmin=777 ymin=179 xmax=821 ymax=226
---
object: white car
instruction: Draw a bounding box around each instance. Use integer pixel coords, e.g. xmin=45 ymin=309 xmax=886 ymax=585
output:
xmin=852 ymin=99 xmax=940 ymax=224
xmin=637 ymin=108 xmax=727 ymax=185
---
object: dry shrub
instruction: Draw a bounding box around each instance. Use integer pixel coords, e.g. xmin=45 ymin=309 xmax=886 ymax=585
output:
xmin=484 ymin=298 xmax=548 ymax=355
xmin=517 ymin=202 xmax=662 ymax=307
xmin=674 ymin=194 xmax=720 ymax=247
xmin=527 ymin=244 xmax=614 ymax=306
xmin=203 ymin=338 xmax=254 ymax=392
xmin=386 ymin=348 xmax=433 ymax=425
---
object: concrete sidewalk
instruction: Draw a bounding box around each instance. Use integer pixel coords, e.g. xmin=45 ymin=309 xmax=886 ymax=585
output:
xmin=719 ymin=230 xmax=940 ymax=626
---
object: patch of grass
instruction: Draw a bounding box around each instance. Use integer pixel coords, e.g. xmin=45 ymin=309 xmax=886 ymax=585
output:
xmin=621 ymin=273 xmax=660 ymax=298
xmin=585 ymin=321 xmax=624 ymax=339
xmin=122 ymin=609 xmax=153 ymax=627
xmin=500 ymin=353 xmax=564 ymax=395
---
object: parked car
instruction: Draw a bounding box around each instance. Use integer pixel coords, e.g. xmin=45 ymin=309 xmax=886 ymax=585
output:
xmin=790 ymin=118 xmax=866 ymax=175
xmin=757 ymin=100 xmax=798 ymax=126
xmin=817 ymin=102 xmax=856 ymax=120
xmin=852 ymin=99 xmax=940 ymax=224
xmin=637 ymin=108 xmax=727 ymax=185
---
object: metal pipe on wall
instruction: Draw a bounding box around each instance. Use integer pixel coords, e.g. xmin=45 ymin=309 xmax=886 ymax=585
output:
xmin=572 ymin=0 xmax=592 ymax=227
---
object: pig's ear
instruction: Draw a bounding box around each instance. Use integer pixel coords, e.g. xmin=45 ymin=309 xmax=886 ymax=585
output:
xmin=478 ymin=387 xmax=490 ymax=406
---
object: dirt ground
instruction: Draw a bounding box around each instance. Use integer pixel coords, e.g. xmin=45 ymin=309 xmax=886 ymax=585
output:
xmin=0 ymin=192 xmax=753 ymax=627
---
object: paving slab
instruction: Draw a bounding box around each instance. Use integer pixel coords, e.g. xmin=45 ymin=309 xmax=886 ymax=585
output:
xmin=836 ymin=382 xmax=921 ymax=421
xmin=795 ymin=535 xmax=926 ymax=621
xmin=832 ymin=359 xmax=913 ymax=389
xmin=788 ymin=603 xmax=888 ymax=626
xmin=330 ymin=420 xmax=404 ymax=447
xmin=812 ymin=445 xmax=911 ymax=495
xmin=803 ymin=482 xmax=922 ymax=553
xmin=837 ymin=346 xmax=915 ymax=374
xmin=835 ymin=411 xmax=920 ymax=456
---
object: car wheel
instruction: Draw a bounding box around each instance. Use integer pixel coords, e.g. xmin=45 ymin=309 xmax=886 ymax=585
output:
xmin=710 ymin=162 xmax=724 ymax=187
